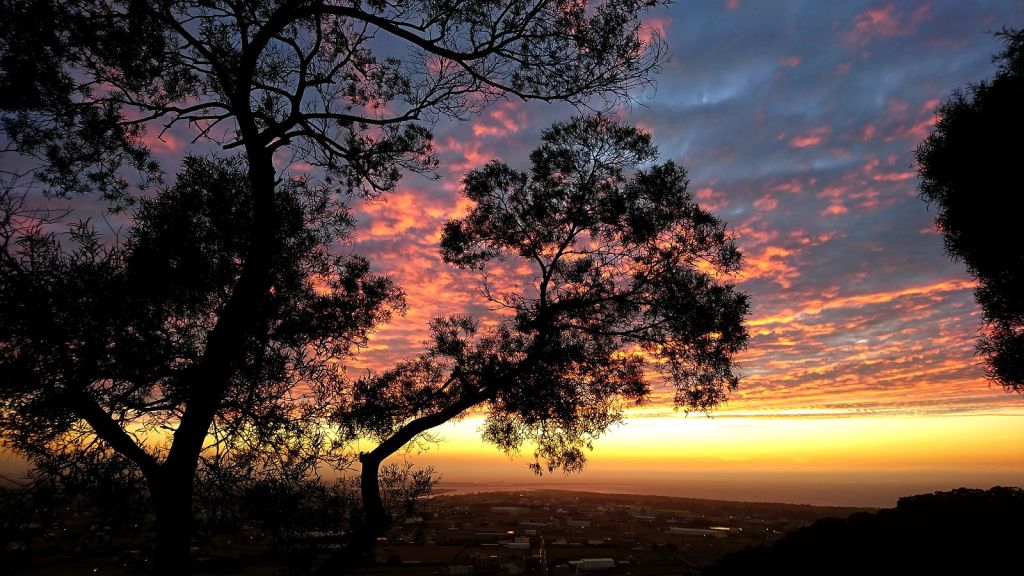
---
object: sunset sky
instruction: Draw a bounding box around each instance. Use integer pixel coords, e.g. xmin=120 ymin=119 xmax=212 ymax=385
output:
xmin=335 ymin=0 xmax=1024 ymax=505
xmin=4 ymin=0 xmax=1021 ymax=507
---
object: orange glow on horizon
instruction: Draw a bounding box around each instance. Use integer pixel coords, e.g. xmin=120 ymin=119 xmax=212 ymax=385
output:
xmin=386 ymin=409 xmax=1024 ymax=472
xmin=370 ymin=409 xmax=1024 ymax=506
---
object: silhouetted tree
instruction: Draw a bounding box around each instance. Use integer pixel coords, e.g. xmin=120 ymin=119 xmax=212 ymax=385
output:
xmin=0 ymin=1 xmax=668 ymax=571
xmin=916 ymin=28 xmax=1024 ymax=392
xmin=0 ymin=156 xmax=402 ymax=570
xmin=341 ymin=116 xmax=750 ymax=538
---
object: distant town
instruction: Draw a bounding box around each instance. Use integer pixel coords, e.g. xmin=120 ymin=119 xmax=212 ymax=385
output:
xmin=359 ymin=490 xmax=870 ymax=575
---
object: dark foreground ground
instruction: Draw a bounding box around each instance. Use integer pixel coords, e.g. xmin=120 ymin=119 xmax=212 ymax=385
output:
xmin=4 ymin=486 xmax=1020 ymax=574
xmin=2 ymin=486 xmax=870 ymax=575
xmin=703 ymin=486 xmax=1023 ymax=575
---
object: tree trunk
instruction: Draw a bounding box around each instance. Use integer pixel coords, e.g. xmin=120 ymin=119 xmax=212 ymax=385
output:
xmin=146 ymin=146 xmax=277 ymax=574
xmin=149 ymin=469 xmax=194 ymax=575
xmin=318 ymin=454 xmax=389 ymax=571
xmin=356 ymin=392 xmax=484 ymax=545
xmin=359 ymin=454 xmax=390 ymax=540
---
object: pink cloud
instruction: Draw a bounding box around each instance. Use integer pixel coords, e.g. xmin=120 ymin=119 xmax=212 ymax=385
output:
xmin=695 ymin=186 xmax=730 ymax=211
xmin=888 ymin=118 xmax=936 ymax=143
xmin=818 ymin=185 xmax=847 ymax=199
xmin=860 ymin=155 xmax=916 ymax=184
xmin=790 ymin=126 xmax=831 ymax=148
xmin=753 ymin=194 xmax=779 ymax=211
xmin=437 ymin=137 xmax=492 ymax=174
xmin=871 ymin=171 xmax=916 ymax=182
xmin=471 ymin=101 xmax=526 ymax=139
xmin=844 ymin=4 xmax=913 ymax=46
xmin=634 ymin=121 xmax=656 ymax=137
xmin=139 ymin=129 xmax=184 ymax=153
xmin=822 ymin=203 xmax=849 ymax=216
xmin=640 ymin=16 xmax=671 ymax=45
xmin=734 ymin=223 xmax=778 ymax=248
xmin=790 ymin=230 xmax=842 ymax=247
xmin=779 ymin=55 xmax=803 ymax=67
xmin=769 ymin=179 xmax=806 ymax=195
xmin=740 ymin=245 xmax=800 ymax=288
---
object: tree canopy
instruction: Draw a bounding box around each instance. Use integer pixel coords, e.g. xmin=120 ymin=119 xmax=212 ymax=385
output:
xmin=342 ymin=115 xmax=749 ymax=535
xmin=916 ymin=28 xmax=1024 ymax=392
xmin=1 ymin=0 xmax=667 ymax=200
xmin=0 ymin=154 xmax=400 ymax=475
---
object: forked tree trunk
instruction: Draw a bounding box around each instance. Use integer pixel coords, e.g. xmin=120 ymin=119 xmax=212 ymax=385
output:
xmin=140 ymin=146 xmax=277 ymax=575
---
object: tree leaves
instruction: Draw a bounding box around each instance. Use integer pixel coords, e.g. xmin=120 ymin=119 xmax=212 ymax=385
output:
xmin=916 ymin=28 xmax=1024 ymax=392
